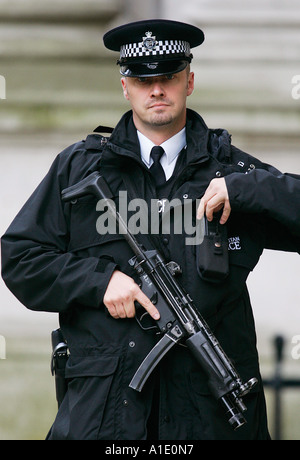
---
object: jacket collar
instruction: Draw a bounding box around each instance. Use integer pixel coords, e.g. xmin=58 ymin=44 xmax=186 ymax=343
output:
xmin=100 ymin=109 xmax=211 ymax=167
xmin=185 ymin=108 xmax=211 ymax=164
xmin=137 ymin=127 xmax=187 ymax=168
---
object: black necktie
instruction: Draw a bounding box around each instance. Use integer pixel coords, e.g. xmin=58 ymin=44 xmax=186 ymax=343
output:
xmin=150 ymin=146 xmax=166 ymax=187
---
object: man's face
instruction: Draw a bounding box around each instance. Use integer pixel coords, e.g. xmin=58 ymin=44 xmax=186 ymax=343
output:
xmin=121 ymin=68 xmax=194 ymax=135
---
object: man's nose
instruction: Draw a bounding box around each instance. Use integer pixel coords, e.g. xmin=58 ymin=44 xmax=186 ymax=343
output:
xmin=150 ymin=81 xmax=165 ymax=97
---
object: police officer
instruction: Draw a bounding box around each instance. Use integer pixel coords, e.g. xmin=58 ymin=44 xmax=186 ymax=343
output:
xmin=1 ymin=19 xmax=300 ymax=440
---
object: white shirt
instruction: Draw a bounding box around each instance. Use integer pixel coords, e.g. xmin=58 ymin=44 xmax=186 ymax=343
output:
xmin=137 ymin=128 xmax=187 ymax=181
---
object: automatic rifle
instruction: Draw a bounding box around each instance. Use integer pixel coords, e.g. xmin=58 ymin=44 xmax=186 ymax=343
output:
xmin=61 ymin=171 xmax=257 ymax=430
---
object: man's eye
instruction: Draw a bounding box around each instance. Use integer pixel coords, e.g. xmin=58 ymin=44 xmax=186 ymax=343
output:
xmin=166 ymin=74 xmax=175 ymax=80
xmin=138 ymin=77 xmax=147 ymax=83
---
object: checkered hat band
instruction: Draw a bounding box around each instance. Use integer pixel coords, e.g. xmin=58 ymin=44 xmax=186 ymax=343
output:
xmin=120 ymin=40 xmax=190 ymax=59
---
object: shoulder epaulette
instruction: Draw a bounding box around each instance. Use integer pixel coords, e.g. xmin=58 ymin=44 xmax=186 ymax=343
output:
xmin=93 ymin=125 xmax=114 ymax=134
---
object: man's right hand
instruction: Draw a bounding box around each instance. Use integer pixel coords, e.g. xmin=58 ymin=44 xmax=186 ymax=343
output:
xmin=103 ymin=270 xmax=160 ymax=320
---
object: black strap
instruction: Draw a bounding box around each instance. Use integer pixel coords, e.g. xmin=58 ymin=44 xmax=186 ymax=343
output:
xmin=93 ymin=125 xmax=114 ymax=134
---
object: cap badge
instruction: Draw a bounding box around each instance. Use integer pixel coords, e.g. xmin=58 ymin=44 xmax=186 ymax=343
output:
xmin=142 ymin=31 xmax=158 ymax=51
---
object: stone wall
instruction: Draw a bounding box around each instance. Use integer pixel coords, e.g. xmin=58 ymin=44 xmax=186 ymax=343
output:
xmin=1 ymin=0 xmax=299 ymax=152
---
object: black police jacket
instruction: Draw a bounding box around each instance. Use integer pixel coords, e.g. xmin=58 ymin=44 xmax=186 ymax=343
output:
xmin=1 ymin=109 xmax=300 ymax=440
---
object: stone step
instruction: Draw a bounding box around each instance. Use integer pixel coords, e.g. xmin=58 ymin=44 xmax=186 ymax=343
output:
xmin=194 ymin=27 xmax=300 ymax=63
xmin=1 ymin=22 xmax=299 ymax=62
xmin=0 ymin=0 xmax=120 ymax=24
xmin=0 ymin=0 xmax=299 ymax=144
xmin=165 ymin=0 xmax=300 ymax=27
xmin=0 ymin=23 xmax=111 ymax=61
xmin=1 ymin=58 xmax=299 ymax=141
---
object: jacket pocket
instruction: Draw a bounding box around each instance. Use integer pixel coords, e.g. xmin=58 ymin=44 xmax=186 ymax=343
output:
xmin=67 ymin=194 xmax=125 ymax=252
xmin=65 ymin=354 xmax=119 ymax=378
xmin=50 ymin=355 xmax=119 ymax=440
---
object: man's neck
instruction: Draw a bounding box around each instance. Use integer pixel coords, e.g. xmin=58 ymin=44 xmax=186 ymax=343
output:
xmin=132 ymin=115 xmax=186 ymax=145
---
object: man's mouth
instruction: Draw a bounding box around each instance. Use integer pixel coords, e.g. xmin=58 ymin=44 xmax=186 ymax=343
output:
xmin=148 ymin=103 xmax=169 ymax=109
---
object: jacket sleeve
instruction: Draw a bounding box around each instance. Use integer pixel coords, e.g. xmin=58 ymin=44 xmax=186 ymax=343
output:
xmin=225 ymin=161 xmax=300 ymax=252
xmin=1 ymin=150 xmax=117 ymax=313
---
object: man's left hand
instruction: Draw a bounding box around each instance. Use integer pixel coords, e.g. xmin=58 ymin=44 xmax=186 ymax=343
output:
xmin=197 ymin=178 xmax=231 ymax=224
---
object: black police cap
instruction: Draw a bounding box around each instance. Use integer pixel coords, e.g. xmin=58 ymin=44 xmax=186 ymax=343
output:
xmin=103 ymin=19 xmax=205 ymax=77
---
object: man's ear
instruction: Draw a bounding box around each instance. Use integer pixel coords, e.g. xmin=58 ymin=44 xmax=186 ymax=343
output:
xmin=187 ymin=72 xmax=195 ymax=97
xmin=121 ymin=77 xmax=129 ymax=100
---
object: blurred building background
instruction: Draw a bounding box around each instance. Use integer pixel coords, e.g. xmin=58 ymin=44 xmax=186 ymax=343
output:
xmin=0 ymin=0 xmax=299 ymax=440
